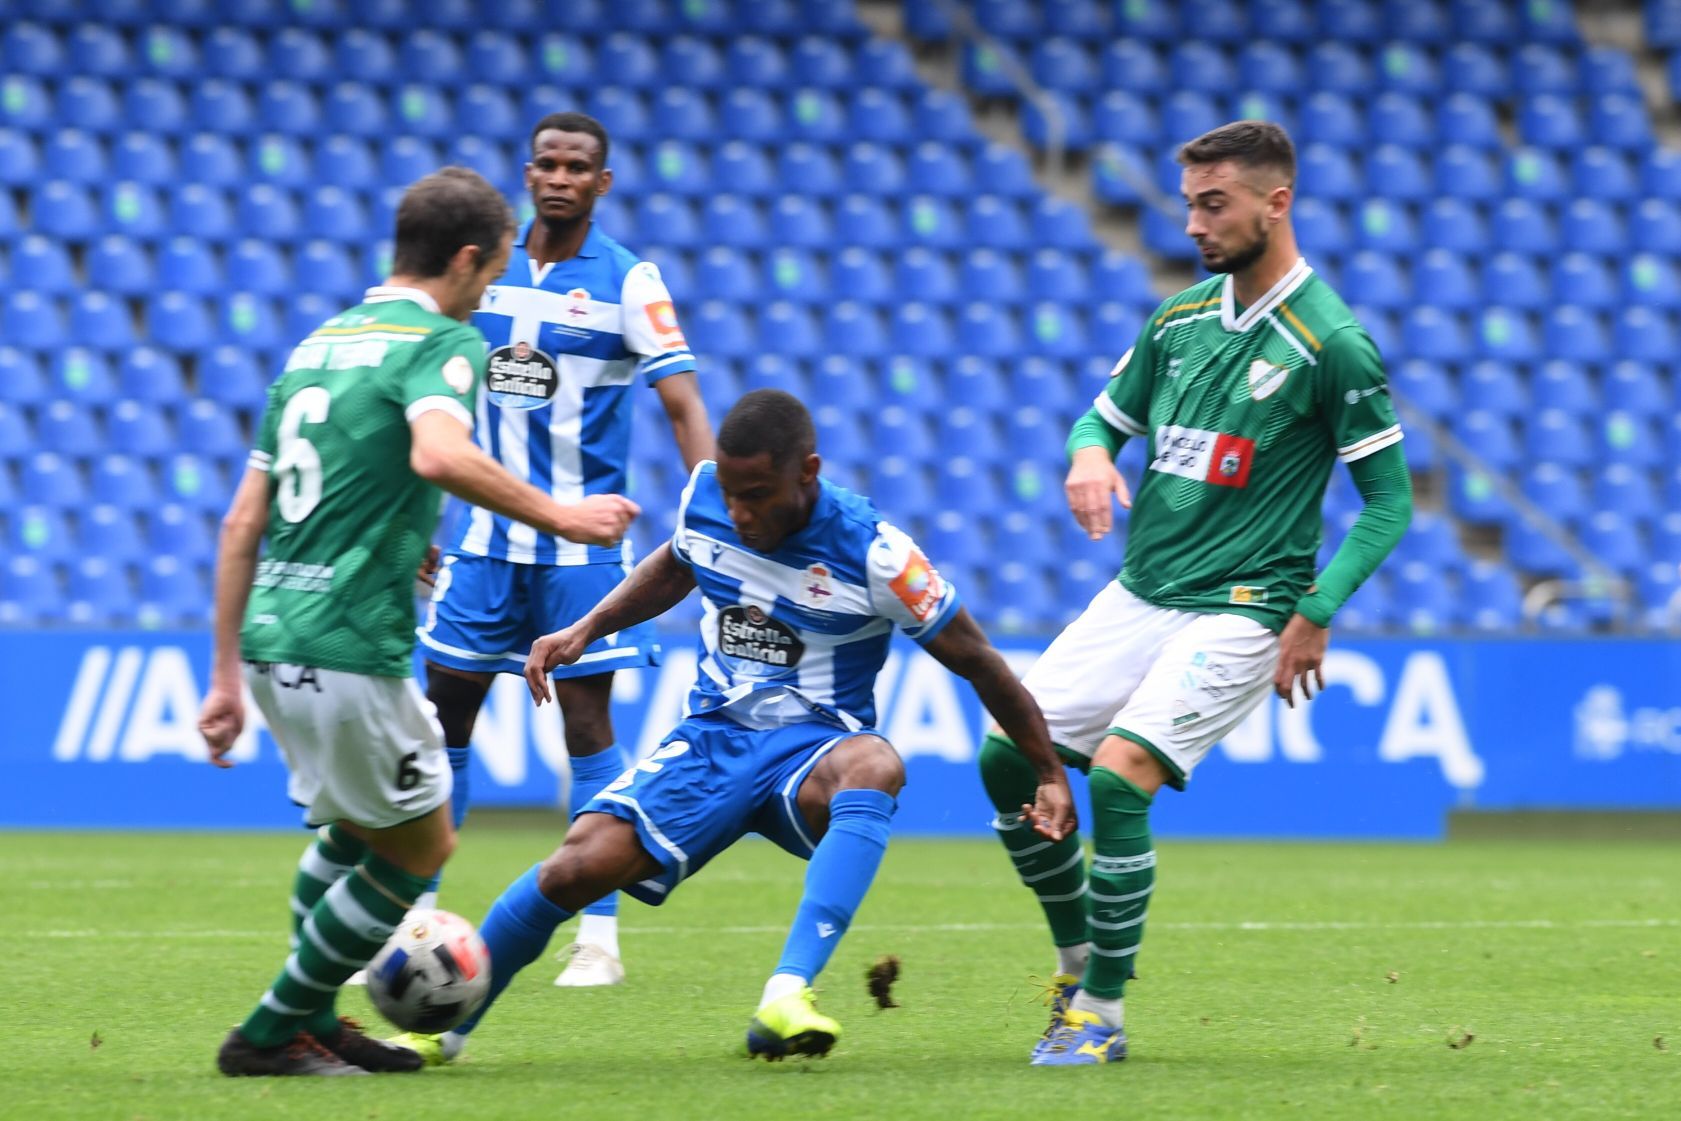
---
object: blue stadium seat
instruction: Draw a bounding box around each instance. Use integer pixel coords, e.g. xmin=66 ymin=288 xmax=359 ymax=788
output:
xmin=1613 ymin=306 xmax=1676 ymax=362
xmin=700 ymin=195 xmax=766 ymax=250
xmin=49 ymin=347 xmax=117 ymax=405
xmin=1460 ymin=561 xmax=1522 ymax=632
xmin=1355 ymin=199 xmax=1416 ymax=253
xmin=155 ymin=236 xmax=225 ymax=295
xmin=1409 ymin=249 xmax=1477 ymax=310
xmin=43 ymin=129 xmax=106 ymax=184
xmin=56 ymin=76 xmax=121 ymax=132
xmin=1519 ymin=94 xmax=1585 ymax=149
xmin=834 ymin=196 xmax=899 ymax=250
xmin=1532 ymin=360 xmax=1600 ymax=414
xmin=69 ymin=290 xmax=135 ymax=349
xmin=180 ymin=134 xmax=242 ymax=187
xmin=842 ymin=144 xmax=905 ymax=198
xmin=778 ymin=144 xmax=841 ymax=198
xmin=956 ymin=248 xmax=1021 ymax=303
xmin=634 ymin=195 xmax=698 ymax=249
xmin=903 ymin=196 xmax=964 ymax=249
xmin=0 ymin=347 xmax=48 ymax=405
xmin=1601 ymin=410 xmax=1662 ymax=469
xmin=138 ymin=555 xmax=209 ymax=625
xmin=1589 ymin=95 xmax=1652 ymax=151
xmin=646 ymin=141 xmax=708 ymax=196
xmin=1032 ymin=38 xmax=1099 ymax=95
xmin=857 ymin=37 xmax=920 ymax=90
xmin=204 ymin=26 xmax=265 ymax=80
xmin=1098 ymin=40 xmax=1165 ymax=95
xmin=91 ymin=455 xmax=158 ymax=509
xmin=962 ymin=42 xmax=1021 ymax=98
xmin=1625 ymin=252 xmax=1681 ymax=309
xmin=688 ymin=300 xmax=752 ymax=358
xmin=782 ymin=89 xmax=845 ymax=144
xmin=190 ymin=79 xmax=255 ymax=135
xmin=125 ymin=79 xmax=189 ymax=135
xmin=0 ymin=127 xmax=40 ymax=187
xmin=283 ymin=292 xmax=338 ymax=342
xmin=1514 ymin=44 xmax=1578 ymax=96
xmin=105 ymin=399 xmax=174 ymax=457
xmin=1593 ymin=462 xmax=1660 ymax=524
xmin=763 ymin=248 xmax=827 ymax=303
xmin=83 ymin=234 xmax=152 ymax=298
xmin=1603 ymin=360 xmax=1671 ymax=418
xmin=711 ymin=142 xmax=776 ymax=197
xmin=20 ymin=451 xmax=85 ymax=507
xmin=175 ymin=400 xmax=247 ymax=459
xmin=1482 ymin=253 xmax=1548 ymax=310
xmin=13 ymin=234 xmax=75 ymax=293
xmin=1492 ymin=199 xmax=1558 ymax=254
xmin=1391 ymin=359 xmax=1458 ymax=418
xmin=1561 ymin=199 xmax=1627 ymax=255
xmin=323 ymin=81 xmax=388 ymax=137
xmin=4 ymin=21 xmax=66 ymax=76
xmin=0 ymin=401 xmax=32 ymax=458
xmin=1551 ymin=252 xmax=1618 ymax=309
xmin=1299 ymin=92 xmax=1363 ymax=148
xmin=806 ymin=354 xmax=871 ymax=409
xmin=1572 ymin=146 xmax=1638 ymax=203
xmin=824 ymin=247 xmax=889 ymax=303
xmin=694 ymin=247 xmax=758 ymax=304
xmin=2 ymin=290 xmax=65 ymax=350
xmin=956 ymin=302 xmax=1021 ymax=359
xmin=1541 ymin=305 xmax=1611 ymax=363
xmin=1461 ymin=359 xmax=1530 ymax=418
xmin=72 ymin=505 xmax=144 ymax=571
xmin=1581 ymin=45 xmax=1640 ymax=97
xmin=219 ymin=293 xmax=283 ymax=349
xmin=148 ymin=291 xmax=214 ymax=352
xmin=1507 ymin=519 xmax=1578 ymax=579
xmin=888 ymin=303 xmax=954 ymax=359
xmin=1299 ymin=143 xmax=1361 ymax=201
xmin=1452 ymin=409 xmax=1520 ymax=470
xmin=31 ymin=180 xmax=98 ymax=241
xmin=868 ymin=456 xmax=934 ymax=520
xmin=1656 ymin=510 xmax=1681 ymax=564
xmin=116 ymin=347 xmax=185 ymax=405
xmin=741 ymin=354 xmax=802 ymax=399
xmin=236 ymin=184 xmax=301 ymax=242
xmin=1420 ymin=199 xmax=1487 ymax=253
xmin=7 ymin=503 xmax=74 ymax=560
xmin=1520 ymin=461 xmax=1588 ymax=525
xmin=1367 ymin=92 xmax=1434 ymax=147
xmin=1158 ymin=89 xmax=1222 ymax=147
xmin=1636 ymin=198 xmax=1681 ymax=254
xmin=725 ymin=38 xmax=788 ymax=91
xmin=1526 ymin=408 xmax=1594 ymax=469
xmin=1370 ymin=144 xmax=1432 ymax=202
xmin=1168 ymin=41 xmax=1235 ymax=95
xmin=0 ymin=555 xmax=60 ymax=624
xmin=1580 ymin=511 xmax=1646 ymax=577
xmin=1640 ymin=147 xmax=1681 ymax=200
xmin=65 ymin=555 xmax=136 ymax=626
xmin=1505 ymin=148 xmax=1569 ymax=202
xmin=1475 ymin=307 xmax=1539 ymax=362
xmin=145 ymin=502 xmax=215 ymax=562
xmin=896 ymin=247 xmax=958 ymax=303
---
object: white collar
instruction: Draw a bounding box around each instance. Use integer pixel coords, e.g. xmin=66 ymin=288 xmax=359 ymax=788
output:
xmin=1221 ymin=257 xmax=1312 ymax=333
xmin=363 ymin=286 xmax=442 ymax=314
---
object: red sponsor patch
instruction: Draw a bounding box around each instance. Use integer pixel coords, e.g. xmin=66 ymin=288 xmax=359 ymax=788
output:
xmin=645 ymin=299 xmax=688 ymax=349
xmin=1205 ymin=433 xmax=1255 ymax=488
xmin=889 ymin=549 xmax=944 ymax=622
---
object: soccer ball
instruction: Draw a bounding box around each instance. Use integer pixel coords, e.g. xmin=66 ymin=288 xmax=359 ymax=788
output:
xmin=365 ymin=909 xmax=492 ymax=1033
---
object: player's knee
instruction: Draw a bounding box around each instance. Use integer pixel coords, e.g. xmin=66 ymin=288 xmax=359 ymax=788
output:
xmin=425 ymin=667 xmax=491 ymax=748
xmin=536 ymin=817 xmax=633 ymax=911
xmin=978 ymin=731 xmax=1038 ymax=802
xmin=832 ymin=735 xmax=905 ymax=795
xmin=562 ymin=715 xmax=614 ymax=756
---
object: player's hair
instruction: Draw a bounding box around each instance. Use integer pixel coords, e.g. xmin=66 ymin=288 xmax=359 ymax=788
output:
xmin=529 ymin=111 xmax=611 ymax=166
xmin=718 ymin=390 xmax=817 ymax=467
xmin=1177 ymin=120 xmax=1296 ymax=186
xmin=391 ymin=166 xmax=514 ymax=278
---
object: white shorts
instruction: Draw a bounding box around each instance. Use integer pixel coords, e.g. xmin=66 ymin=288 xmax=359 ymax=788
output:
xmin=244 ymin=662 xmax=452 ymax=829
xmin=1021 ymin=582 xmax=1279 ymax=787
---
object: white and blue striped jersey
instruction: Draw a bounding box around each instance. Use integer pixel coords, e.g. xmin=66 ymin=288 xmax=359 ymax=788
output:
xmin=670 ymin=463 xmax=962 ymax=732
xmin=448 ymin=222 xmax=696 ymax=566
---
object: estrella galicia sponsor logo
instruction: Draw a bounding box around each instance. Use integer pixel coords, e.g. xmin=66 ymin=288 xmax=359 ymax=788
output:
xmin=485 ymin=340 xmax=559 ymax=410
xmin=717 ymin=605 xmax=804 ymax=677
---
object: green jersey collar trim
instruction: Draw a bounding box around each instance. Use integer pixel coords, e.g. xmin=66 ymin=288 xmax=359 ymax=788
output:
xmin=1220 ymin=257 xmax=1311 ymax=334
xmin=363 ymin=286 xmax=443 ymax=315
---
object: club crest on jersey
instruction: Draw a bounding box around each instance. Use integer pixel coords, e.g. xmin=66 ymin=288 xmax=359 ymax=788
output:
xmin=565 ymin=288 xmax=591 ymax=319
xmin=802 ymin=563 xmax=834 ymax=605
xmin=485 ymin=340 xmax=559 ymax=410
xmin=717 ymin=604 xmax=804 ymax=677
xmin=441 ymin=354 xmax=474 ymax=394
xmin=1248 ymin=358 xmax=1290 ymax=400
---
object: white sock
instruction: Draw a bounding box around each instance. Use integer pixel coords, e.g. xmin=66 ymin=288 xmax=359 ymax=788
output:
xmin=576 ymin=913 xmax=620 ymax=959
xmin=1056 ymin=943 xmax=1090 ymax=978
xmin=1070 ymin=990 xmax=1123 ymax=1028
xmin=413 ymin=890 xmax=439 ymax=913
xmin=759 ymin=972 xmax=807 ymax=1009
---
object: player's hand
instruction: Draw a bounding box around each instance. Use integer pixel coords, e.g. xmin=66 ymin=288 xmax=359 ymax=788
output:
xmin=197 ymin=685 xmax=244 ymax=768
xmin=1274 ymin=613 xmax=1330 ymax=708
xmin=524 ymin=625 xmax=591 ymax=704
xmin=1065 ymin=446 xmax=1131 ymax=540
xmin=416 ymin=544 xmax=442 ymax=588
xmin=557 ymin=494 xmax=640 ymax=546
xmin=1022 ymin=774 xmax=1077 ymax=842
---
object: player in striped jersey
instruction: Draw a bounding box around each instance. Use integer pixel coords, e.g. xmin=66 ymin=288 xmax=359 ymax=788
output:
xmin=389 ymin=390 xmax=1075 ymax=1064
xmin=417 ymin=113 xmax=714 ymax=986
xmin=980 ymin=122 xmax=1414 ymax=1064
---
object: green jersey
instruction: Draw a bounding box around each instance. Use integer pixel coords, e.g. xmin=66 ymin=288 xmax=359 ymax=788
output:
xmin=1081 ymin=260 xmax=1402 ymax=632
xmin=241 ymin=288 xmax=485 ymax=677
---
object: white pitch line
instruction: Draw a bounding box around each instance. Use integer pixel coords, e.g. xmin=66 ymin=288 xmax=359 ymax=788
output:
xmin=29 ymin=918 xmax=1681 ymax=940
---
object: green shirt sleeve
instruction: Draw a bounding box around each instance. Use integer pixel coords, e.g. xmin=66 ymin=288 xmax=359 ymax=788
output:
xmin=248 ymin=378 xmax=282 ymax=474
xmin=1066 ymin=312 xmax=1157 ymax=460
xmin=1295 ymin=442 xmax=1413 ymax=627
xmin=398 ymin=324 xmax=485 ymax=427
xmin=1316 ymin=325 xmax=1403 ymax=464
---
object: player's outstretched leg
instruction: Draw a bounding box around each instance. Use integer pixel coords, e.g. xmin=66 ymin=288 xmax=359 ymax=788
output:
xmin=219 ymin=808 xmax=450 ymax=1076
xmin=553 ymin=675 xmax=629 ymax=988
xmin=748 ymin=737 xmax=900 ymax=1060
xmin=1035 ymin=762 xmax=1154 ymax=1067
xmin=396 ymin=813 xmax=656 ymax=1064
xmin=978 ymin=732 xmax=1090 ymax=1055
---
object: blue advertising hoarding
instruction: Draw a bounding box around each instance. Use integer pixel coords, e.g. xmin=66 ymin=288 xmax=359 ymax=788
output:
xmin=5 ymin=631 xmax=1680 ymax=837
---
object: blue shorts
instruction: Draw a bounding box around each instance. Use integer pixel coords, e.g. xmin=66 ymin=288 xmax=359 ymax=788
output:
xmin=585 ymin=715 xmax=880 ymax=906
xmin=417 ymin=555 xmax=661 ymax=679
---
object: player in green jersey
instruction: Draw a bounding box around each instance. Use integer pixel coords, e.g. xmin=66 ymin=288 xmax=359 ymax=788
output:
xmin=197 ymin=168 xmax=639 ymax=1077
xmin=977 ymin=122 xmax=1415 ymax=1065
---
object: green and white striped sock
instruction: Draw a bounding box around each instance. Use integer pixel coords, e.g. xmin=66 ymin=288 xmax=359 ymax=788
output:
xmin=289 ymin=824 xmax=367 ymax=950
xmin=1081 ymin=766 xmax=1154 ymax=1001
xmin=240 ymin=854 xmax=431 ymax=1048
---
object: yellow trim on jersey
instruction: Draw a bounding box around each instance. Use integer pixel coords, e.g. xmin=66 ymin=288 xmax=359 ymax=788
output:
xmin=1276 ymin=303 xmax=1322 ymax=351
xmin=309 ymin=323 xmax=434 ymax=336
xmin=1155 ymin=296 xmax=1221 ymax=324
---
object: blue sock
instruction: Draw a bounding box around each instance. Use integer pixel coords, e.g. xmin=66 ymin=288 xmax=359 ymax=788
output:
xmin=569 ymin=746 xmax=625 ymax=918
xmin=421 ymin=746 xmax=472 ymax=896
xmin=772 ymin=789 xmax=897 ymax=983
xmin=456 ymin=863 xmax=573 ymax=1037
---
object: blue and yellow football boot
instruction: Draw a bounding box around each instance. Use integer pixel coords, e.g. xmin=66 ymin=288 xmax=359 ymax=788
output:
xmin=1031 ymin=1008 xmax=1128 ymax=1066
xmin=746 ymin=987 xmax=841 ymax=1060
xmin=1029 ymin=973 xmax=1081 ymax=1062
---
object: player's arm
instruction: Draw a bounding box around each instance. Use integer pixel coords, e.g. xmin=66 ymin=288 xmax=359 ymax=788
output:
xmin=1066 ymin=330 xmax=1155 ymax=539
xmin=922 ymin=608 xmax=1076 ymax=841
xmin=653 ymin=371 xmax=715 ymax=470
xmin=198 ymin=465 xmax=270 ymax=766
xmin=524 ymin=542 xmax=697 ymax=703
xmin=1276 ymin=328 xmax=1413 ymax=707
xmin=409 ymin=410 xmax=638 ymax=546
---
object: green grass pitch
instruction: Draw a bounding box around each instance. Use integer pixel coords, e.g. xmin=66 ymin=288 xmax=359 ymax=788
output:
xmin=11 ymin=824 xmax=1678 ymax=1120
